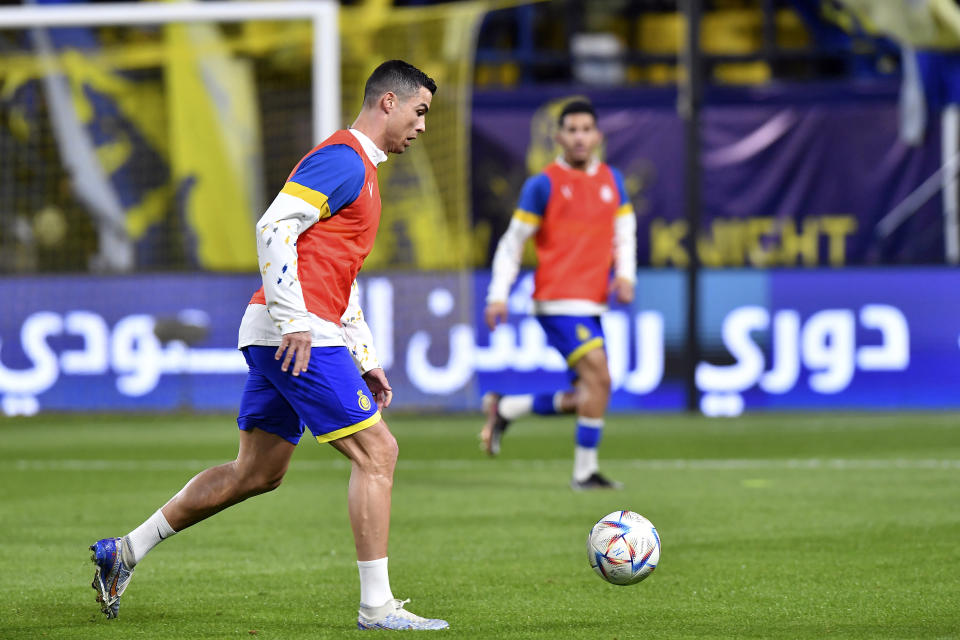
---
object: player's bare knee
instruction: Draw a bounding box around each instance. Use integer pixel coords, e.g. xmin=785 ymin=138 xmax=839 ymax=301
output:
xmin=597 ymin=369 xmax=612 ymax=394
xmin=587 ymin=384 xmax=610 ymax=403
xmin=581 ymin=365 xmax=611 ymax=394
xmin=361 ymin=430 xmax=398 ymax=478
xmin=373 ymin=431 xmax=399 ymax=473
xmin=245 ymin=475 xmax=280 ymax=497
xmin=581 ymin=360 xmax=609 ymax=387
xmin=577 ymin=375 xmax=610 ymax=414
xmin=258 ymin=469 xmax=285 ymax=493
xmin=236 ymin=464 xmax=285 ymax=495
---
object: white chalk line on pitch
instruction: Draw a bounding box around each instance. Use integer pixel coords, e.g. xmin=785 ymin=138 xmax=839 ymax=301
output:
xmin=4 ymin=458 xmax=960 ymax=472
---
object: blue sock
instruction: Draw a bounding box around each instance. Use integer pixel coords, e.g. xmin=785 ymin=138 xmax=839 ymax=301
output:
xmin=532 ymin=393 xmax=558 ymax=416
xmin=575 ymin=417 xmax=604 ymax=448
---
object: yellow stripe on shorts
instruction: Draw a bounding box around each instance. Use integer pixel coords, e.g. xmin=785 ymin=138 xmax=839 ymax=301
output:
xmin=567 ymin=337 xmax=604 ymax=367
xmin=314 ymin=411 xmax=382 ymax=443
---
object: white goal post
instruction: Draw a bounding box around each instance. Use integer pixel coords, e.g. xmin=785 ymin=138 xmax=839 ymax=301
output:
xmin=0 ymin=0 xmax=341 ymax=143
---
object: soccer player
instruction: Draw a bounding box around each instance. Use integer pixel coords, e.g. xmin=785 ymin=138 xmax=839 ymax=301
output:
xmin=88 ymin=60 xmax=449 ymax=631
xmin=480 ymin=99 xmax=637 ymax=491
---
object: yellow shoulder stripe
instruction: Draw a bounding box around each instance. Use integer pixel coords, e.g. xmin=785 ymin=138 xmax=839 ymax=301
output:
xmin=616 ymin=204 xmax=635 ymax=217
xmin=513 ymin=209 xmax=542 ymax=226
xmin=282 ymin=181 xmax=332 ymax=219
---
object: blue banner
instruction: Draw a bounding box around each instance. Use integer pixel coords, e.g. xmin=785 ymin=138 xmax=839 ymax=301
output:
xmin=693 ymin=269 xmax=960 ymax=413
xmin=1 ymin=270 xmax=958 ymax=415
xmin=473 ymin=83 xmax=943 ymax=268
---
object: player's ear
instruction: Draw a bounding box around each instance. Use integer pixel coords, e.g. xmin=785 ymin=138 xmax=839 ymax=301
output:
xmin=380 ymin=91 xmax=397 ymax=114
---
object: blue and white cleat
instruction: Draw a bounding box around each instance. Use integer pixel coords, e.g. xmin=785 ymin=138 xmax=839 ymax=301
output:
xmin=89 ymin=537 xmax=134 ymax=619
xmin=358 ymin=598 xmax=449 ymax=630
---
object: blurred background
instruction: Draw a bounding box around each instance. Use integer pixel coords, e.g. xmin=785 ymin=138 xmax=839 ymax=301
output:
xmin=2 ymin=0 xmax=959 ymax=417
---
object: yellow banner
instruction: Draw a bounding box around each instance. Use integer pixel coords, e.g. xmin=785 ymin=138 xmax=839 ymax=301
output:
xmin=164 ymin=14 xmax=262 ymax=270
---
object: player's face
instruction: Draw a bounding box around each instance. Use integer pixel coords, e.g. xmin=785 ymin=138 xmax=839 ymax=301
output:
xmin=556 ymin=113 xmax=601 ymax=167
xmin=384 ymin=86 xmax=433 ymax=154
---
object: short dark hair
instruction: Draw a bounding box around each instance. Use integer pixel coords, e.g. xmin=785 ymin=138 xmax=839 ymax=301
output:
xmin=558 ymin=100 xmax=597 ymax=127
xmin=363 ymin=60 xmax=437 ymax=107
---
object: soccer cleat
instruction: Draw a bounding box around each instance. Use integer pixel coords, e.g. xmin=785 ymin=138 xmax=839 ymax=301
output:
xmin=571 ymin=472 xmax=624 ymax=491
xmin=357 ymin=598 xmax=449 ymax=630
xmin=89 ymin=537 xmax=134 ymax=619
xmin=479 ymin=392 xmax=510 ymax=456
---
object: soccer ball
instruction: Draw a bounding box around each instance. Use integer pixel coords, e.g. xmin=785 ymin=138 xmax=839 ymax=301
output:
xmin=587 ymin=510 xmax=660 ymax=585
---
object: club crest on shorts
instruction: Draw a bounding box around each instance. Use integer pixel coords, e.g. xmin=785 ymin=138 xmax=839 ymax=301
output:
xmin=357 ymin=389 xmax=371 ymax=411
xmin=576 ymin=323 xmax=591 ymax=342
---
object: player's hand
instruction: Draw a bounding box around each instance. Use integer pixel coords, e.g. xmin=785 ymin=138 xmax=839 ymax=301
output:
xmin=275 ymin=330 xmax=312 ymax=376
xmin=485 ymin=301 xmax=508 ymax=330
xmin=362 ymin=368 xmax=393 ymax=410
xmin=610 ymin=277 xmax=635 ymax=305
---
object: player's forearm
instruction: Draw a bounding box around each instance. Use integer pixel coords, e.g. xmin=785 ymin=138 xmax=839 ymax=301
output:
xmin=487 ymin=218 xmax=536 ymax=302
xmin=613 ymin=212 xmax=637 ymax=282
xmin=256 ymin=194 xmax=320 ymax=334
xmin=341 ymin=280 xmax=381 ymax=373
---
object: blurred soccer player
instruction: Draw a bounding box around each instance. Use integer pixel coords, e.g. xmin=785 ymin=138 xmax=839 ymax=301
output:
xmin=481 ymin=99 xmax=637 ymax=491
xmin=89 ymin=60 xmax=449 ymax=631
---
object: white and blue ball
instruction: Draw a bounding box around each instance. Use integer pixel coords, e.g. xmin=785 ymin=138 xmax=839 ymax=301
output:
xmin=587 ymin=510 xmax=660 ymax=585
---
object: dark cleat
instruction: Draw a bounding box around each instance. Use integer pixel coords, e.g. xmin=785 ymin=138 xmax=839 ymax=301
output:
xmin=571 ymin=472 xmax=624 ymax=491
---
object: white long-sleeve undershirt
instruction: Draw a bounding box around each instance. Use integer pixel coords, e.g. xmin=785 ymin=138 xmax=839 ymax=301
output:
xmin=486 ymin=217 xmax=537 ymax=304
xmin=613 ymin=212 xmax=638 ymax=282
xmin=254 ymin=191 xmax=321 ymax=336
xmin=340 ymin=280 xmax=380 ymax=373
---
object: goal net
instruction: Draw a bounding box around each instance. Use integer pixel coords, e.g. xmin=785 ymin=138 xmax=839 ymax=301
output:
xmin=0 ymin=0 xmax=488 ymax=275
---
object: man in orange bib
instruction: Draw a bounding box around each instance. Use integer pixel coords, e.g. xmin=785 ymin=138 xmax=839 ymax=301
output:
xmin=89 ymin=61 xmax=448 ymax=631
xmin=481 ymin=100 xmax=637 ymax=491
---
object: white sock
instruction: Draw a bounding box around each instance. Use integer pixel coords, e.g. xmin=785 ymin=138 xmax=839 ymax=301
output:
xmin=126 ymin=508 xmax=177 ymax=567
xmin=358 ymin=557 xmax=393 ymax=607
xmin=498 ymin=394 xmax=534 ymax=421
xmin=574 ymin=446 xmax=599 ymax=482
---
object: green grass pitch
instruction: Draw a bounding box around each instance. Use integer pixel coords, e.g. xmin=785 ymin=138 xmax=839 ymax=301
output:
xmin=2 ymin=411 xmax=959 ymax=639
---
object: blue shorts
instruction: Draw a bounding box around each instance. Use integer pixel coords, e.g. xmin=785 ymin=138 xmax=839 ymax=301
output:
xmin=237 ymin=345 xmax=380 ymax=445
xmin=536 ymin=315 xmax=605 ymax=369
